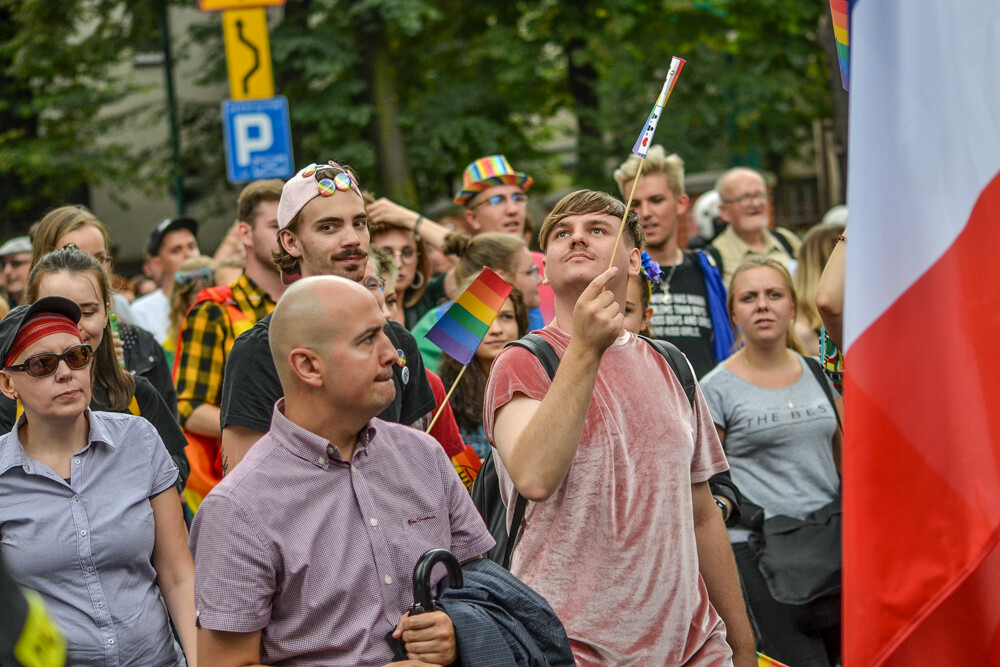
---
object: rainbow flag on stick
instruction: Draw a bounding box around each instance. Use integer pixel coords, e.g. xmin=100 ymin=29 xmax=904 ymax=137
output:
xmin=426 ymin=267 xmax=513 ymax=366
xmin=424 ymin=268 xmax=513 ymax=433
xmin=829 ymin=0 xmax=849 ymax=90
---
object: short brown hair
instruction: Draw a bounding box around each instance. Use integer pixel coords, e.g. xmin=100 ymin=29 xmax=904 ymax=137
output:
xmin=237 ymin=179 xmax=283 ymax=226
xmin=538 ymin=190 xmax=644 ymax=253
xmin=30 ymin=205 xmax=113 ymax=269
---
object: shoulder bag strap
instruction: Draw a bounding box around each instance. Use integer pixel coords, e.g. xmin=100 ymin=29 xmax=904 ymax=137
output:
xmin=639 ymin=335 xmax=697 ymax=407
xmin=803 ymin=355 xmax=841 ymax=430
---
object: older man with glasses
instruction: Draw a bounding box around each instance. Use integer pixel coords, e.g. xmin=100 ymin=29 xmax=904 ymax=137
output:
xmin=710 ymin=167 xmax=802 ymax=287
xmin=0 ymin=236 xmax=32 ymax=307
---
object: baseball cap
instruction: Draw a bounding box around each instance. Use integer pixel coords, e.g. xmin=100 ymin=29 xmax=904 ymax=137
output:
xmin=453 ymin=155 xmax=533 ymax=207
xmin=147 ymin=218 xmax=198 ymax=256
xmin=277 ymin=161 xmax=363 ymax=230
xmin=0 ymin=296 xmax=82 ymax=367
xmin=0 ymin=236 xmax=32 ymax=258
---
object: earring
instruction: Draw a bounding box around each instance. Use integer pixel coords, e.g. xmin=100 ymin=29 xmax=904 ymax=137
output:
xmin=409 ymin=271 xmax=425 ymax=291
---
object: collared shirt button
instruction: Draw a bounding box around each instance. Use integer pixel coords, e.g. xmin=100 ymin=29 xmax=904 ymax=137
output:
xmin=195 ymin=610 xmax=200 ymax=617
xmin=74 ymin=458 xmax=81 ymax=465
xmin=108 ymin=639 xmax=115 ymax=645
xmin=80 ymin=530 xmax=87 ymax=537
xmin=97 ymin=602 xmax=104 ymax=608
xmin=352 ymin=465 xmax=357 ymax=472
xmin=370 ymin=518 xmax=378 ymax=527
xmin=86 ymin=566 xmax=94 ymax=573
xmin=384 ymin=575 xmax=392 ymax=585
xmin=73 ymin=495 xmax=79 ymax=501
xmin=318 ymin=457 xmax=326 ymax=465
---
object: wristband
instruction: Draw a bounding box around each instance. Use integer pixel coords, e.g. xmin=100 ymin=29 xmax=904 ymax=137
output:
xmin=713 ymin=495 xmax=730 ymax=522
xmin=413 ymin=215 xmax=425 ymax=240
xmin=833 ymin=234 xmax=847 ymax=246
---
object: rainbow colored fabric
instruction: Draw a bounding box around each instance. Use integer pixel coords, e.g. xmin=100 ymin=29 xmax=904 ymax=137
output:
xmin=426 ymin=268 xmax=513 ymax=366
xmin=757 ymin=652 xmax=791 ymax=667
xmin=830 ymin=0 xmax=849 ymax=90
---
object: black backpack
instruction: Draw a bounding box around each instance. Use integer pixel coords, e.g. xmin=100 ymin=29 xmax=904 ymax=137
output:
xmin=471 ymin=332 xmax=696 ymax=568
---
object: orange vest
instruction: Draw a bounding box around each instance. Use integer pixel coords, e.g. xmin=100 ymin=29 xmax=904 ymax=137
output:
xmin=172 ymin=286 xmax=254 ymax=513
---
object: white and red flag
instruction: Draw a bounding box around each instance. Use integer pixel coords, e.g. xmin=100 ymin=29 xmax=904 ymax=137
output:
xmin=845 ymin=0 xmax=1000 ymax=664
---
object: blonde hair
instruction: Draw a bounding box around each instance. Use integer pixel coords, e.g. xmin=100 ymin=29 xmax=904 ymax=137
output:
xmin=443 ymin=232 xmax=527 ymax=284
xmin=793 ymin=222 xmax=845 ymax=334
xmin=727 ymin=257 xmax=806 ymax=355
xmin=167 ymin=256 xmax=216 ymax=344
xmin=613 ymin=145 xmax=685 ymax=198
xmin=30 ymin=205 xmax=113 ymax=269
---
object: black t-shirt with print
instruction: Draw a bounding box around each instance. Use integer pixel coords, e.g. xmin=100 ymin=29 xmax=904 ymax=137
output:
xmin=648 ymin=250 xmax=717 ymax=379
xmin=220 ymin=314 xmax=435 ymax=434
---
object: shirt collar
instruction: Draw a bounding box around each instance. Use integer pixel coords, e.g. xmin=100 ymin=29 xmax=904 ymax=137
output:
xmin=234 ymin=272 xmax=274 ymax=306
xmin=0 ymin=408 xmax=113 ymax=476
xmin=722 ymin=225 xmax=783 ymax=254
xmin=269 ymin=399 xmax=379 ymax=467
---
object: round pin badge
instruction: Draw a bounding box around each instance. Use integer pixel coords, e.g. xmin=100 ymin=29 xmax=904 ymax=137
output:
xmin=396 ymin=349 xmax=407 ymax=367
xmin=317 ymin=178 xmax=337 ymax=197
xmin=301 ymin=163 xmax=319 ymax=177
xmin=401 ymin=366 xmax=410 ymax=385
xmin=333 ymin=172 xmax=353 ymax=191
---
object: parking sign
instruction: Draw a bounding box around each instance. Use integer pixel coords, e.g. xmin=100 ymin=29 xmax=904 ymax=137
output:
xmin=222 ymin=96 xmax=294 ymax=183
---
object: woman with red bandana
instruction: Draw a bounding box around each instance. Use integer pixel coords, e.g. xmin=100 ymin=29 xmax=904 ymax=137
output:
xmin=0 ymin=296 xmax=196 ymax=666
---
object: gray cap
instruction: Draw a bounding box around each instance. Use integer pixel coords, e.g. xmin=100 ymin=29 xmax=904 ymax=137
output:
xmin=0 ymin=236 xmax=31 ymax=257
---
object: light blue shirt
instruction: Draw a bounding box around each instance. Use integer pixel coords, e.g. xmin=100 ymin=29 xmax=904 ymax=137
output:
xmin=0 ymin=410 xmax=183 ymax=666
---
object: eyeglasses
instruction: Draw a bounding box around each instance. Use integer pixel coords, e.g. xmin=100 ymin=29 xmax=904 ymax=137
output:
xmin=381 ymin=246 xmax=417 ymax=264
xmin=175 ymin=266 xmax=215 ymax=285
xmin=470 ymin=192 xmax=528 ymax=209
xmin=363 ymin=275 xmax=386 ymax=292
xmin=5 ymin=344 xmax=94 ymax=378
xmin=721 ymin=192 xmax=772 ymax=208
xmin=516 ymin=265 xmax=541 ymax=281
xmin=0 ymin=257 xmax=30 ymax=270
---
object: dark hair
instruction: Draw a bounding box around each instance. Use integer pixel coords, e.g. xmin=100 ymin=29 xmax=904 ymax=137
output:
xmin=439 ymin=288 xmax=529 ymax=433
xmin=26 ymin=247 xmax=135 ymax=411
xmin=370 ymin=220 xmax=432 ymax=308
xmin=237 ymin=179 xmax=283 ymax=226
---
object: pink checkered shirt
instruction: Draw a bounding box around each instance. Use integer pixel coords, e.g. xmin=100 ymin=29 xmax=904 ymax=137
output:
xmin=189 ymin=400 xmax=494 ymax=666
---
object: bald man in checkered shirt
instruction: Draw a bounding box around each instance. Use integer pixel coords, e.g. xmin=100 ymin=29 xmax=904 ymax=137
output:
xmin=190 ymin=276 xmax=494 ymax=667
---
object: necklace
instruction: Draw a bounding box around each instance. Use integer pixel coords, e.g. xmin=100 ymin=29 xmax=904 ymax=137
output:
xmin=659 ymin=250 xmax=682 ymax=304
xmin=742 ymin=350 xmax=799 ymax=408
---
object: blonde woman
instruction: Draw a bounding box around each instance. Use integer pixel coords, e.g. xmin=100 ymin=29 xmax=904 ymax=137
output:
xmin=792 ymin=223 xmax=845 ymax=355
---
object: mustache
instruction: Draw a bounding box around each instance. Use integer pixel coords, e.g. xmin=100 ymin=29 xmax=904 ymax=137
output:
xmin=332 ymin=249 xmax=368 ymax=261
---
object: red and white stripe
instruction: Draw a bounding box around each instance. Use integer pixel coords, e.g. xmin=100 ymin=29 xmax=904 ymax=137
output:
xmin=845 ymin=1 xmax=1000 ymax=664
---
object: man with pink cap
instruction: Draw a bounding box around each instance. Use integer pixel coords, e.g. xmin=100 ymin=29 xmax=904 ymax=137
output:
xmin=217 ymin=161 xmax=435 ymax=472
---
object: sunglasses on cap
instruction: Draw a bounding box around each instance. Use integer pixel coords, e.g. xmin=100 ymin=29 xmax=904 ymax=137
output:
xmin=4 ymin=344 xmax=95 ymax=378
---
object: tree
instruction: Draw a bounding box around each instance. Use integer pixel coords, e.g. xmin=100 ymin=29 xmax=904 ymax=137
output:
xmin=0 ymin=0 xmax=165 ymax=236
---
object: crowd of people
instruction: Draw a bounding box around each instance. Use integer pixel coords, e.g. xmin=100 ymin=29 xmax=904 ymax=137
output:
xmin=0 ymin=145 xmax=848 ymax=667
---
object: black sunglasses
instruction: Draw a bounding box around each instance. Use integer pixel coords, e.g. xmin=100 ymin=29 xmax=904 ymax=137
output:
xmin=4 ymin=344 xmax=95 ymax=378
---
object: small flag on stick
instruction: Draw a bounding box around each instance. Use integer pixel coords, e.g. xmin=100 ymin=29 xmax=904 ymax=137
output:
xmin=632 ymin=56 xmax=686 ymax=158
xmin=757 ymin=652 xmax=791 ymax=667
xmin=424 ymin=268 xmax=513 ymax=433
xmin=426 ymin=267 xmax=513 ymax=366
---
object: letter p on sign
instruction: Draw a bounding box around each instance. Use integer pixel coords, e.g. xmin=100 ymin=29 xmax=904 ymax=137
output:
xmin=234 ymin=113 xmax=273 ymax=165
xmin=222 ymin=96 xmax=294 ymax=183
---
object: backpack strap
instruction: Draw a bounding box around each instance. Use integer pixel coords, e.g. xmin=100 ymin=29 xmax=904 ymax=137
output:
xmin=498 ymin=332 xmax=562 ymax=568
xmin=803 ymin=355 xmax=842 ymax=430
xmin=769 ymin=228 xmax=796 ymax=258
xmin=638 ymin=335 xmax=696 ymax=407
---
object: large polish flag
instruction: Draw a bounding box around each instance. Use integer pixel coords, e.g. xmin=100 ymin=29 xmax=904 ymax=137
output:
xmin=844 ymin=1 xmax=1000 ymax=664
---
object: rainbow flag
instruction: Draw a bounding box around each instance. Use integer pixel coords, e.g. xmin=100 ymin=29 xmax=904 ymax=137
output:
xmin=757 ymin=652 xmax=790 ymax=667
xmin=829 ymin=0 xmax=849 ymax=90
xmin=632 ymin=56 xmax=686 ymax=158
xmin=426 ymin=267 xmax=512 ymax=366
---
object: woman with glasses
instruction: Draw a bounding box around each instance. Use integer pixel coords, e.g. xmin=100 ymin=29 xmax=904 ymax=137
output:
xmin=31 ymin=205 xmax=177 ymax=413
xmin=411 ymin=232 xmax=541 ymax=373
xmin=369 ymin=219 xmax=433 ymax=329
xmin=164 ymin=257 xmax=217 ymax=368
xmin=0 ymin=248 xmax=189 ymax=489
xmin=0 ymin=296 xmax=196 ymax=665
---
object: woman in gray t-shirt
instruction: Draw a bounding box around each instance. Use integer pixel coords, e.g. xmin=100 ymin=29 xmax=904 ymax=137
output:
xmin=701 ymin=257 xmax=842 ymax=667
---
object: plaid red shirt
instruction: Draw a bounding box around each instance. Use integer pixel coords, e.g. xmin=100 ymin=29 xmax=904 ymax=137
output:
xmin=175 ymin=273 xmax=274 ymax=424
